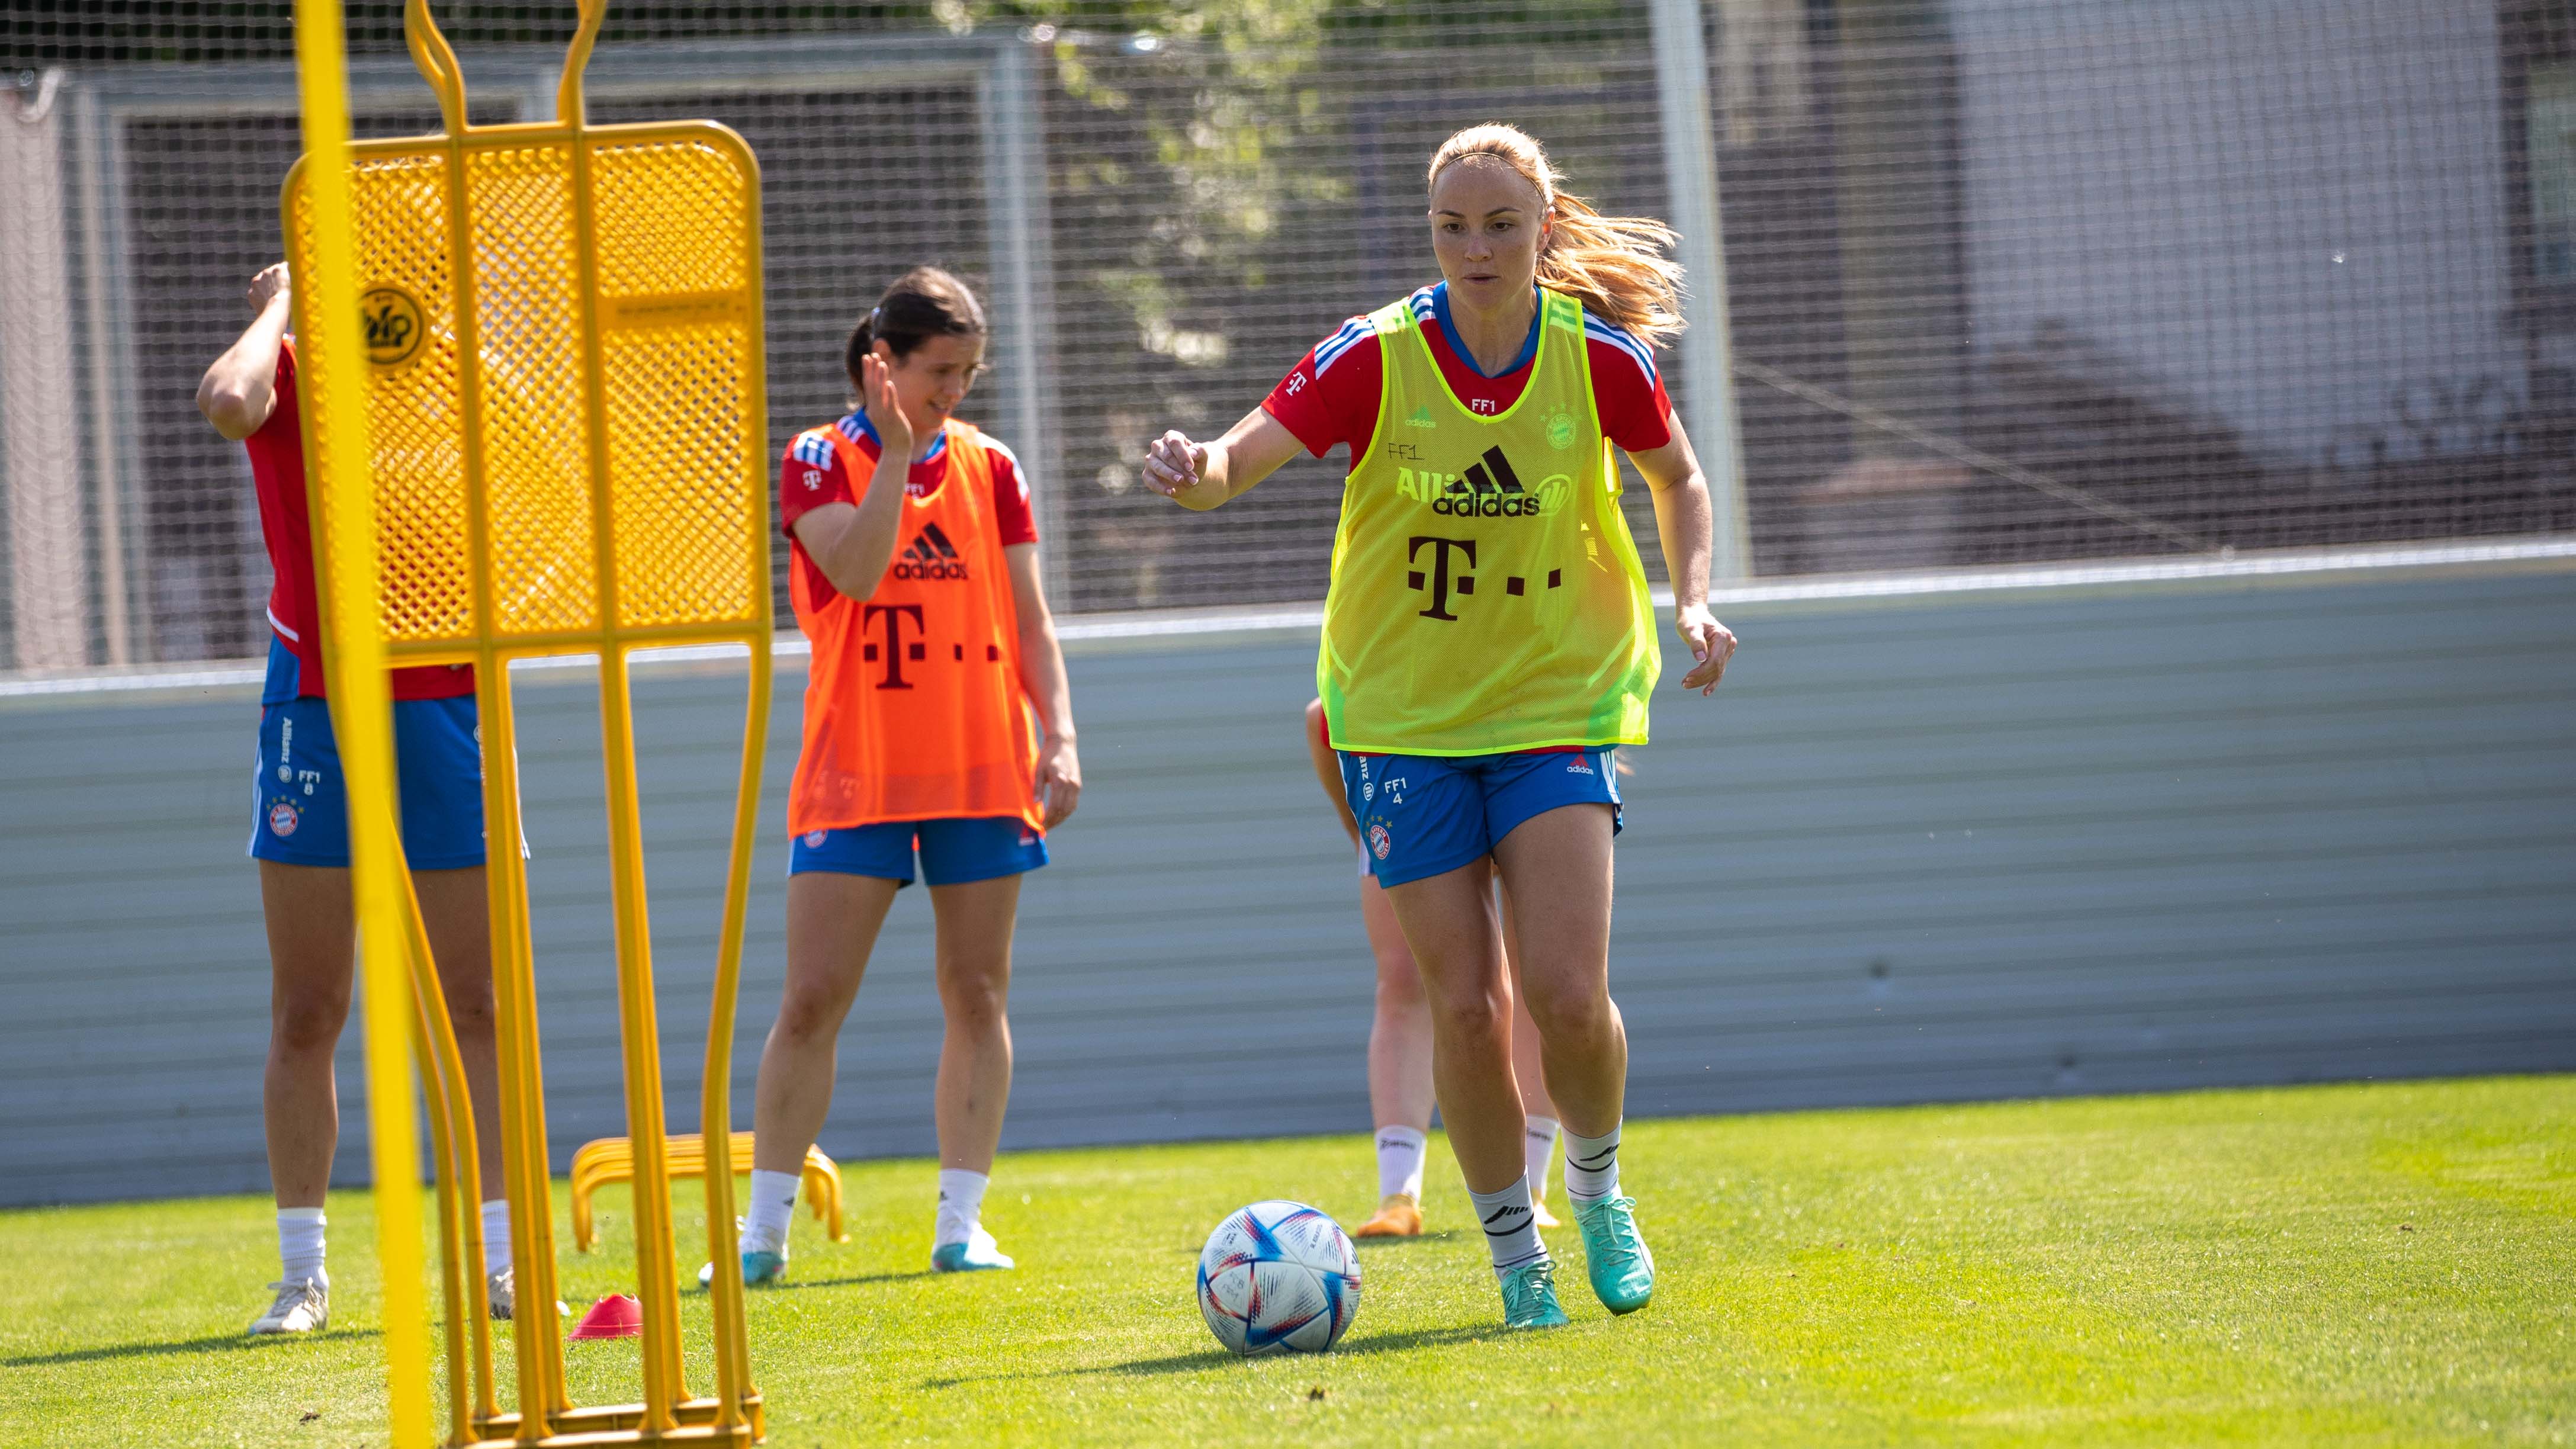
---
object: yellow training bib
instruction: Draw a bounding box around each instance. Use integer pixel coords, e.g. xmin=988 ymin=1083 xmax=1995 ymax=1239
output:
xmin=1318 ymin=288 xmax=1660 ymax=756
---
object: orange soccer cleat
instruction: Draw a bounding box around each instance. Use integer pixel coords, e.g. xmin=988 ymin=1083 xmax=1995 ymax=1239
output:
xmin=1531 ymin=1194 xmax=1562 ymax=1230
xmin=1355 ymin=1193 xmax=1424 ymax=1238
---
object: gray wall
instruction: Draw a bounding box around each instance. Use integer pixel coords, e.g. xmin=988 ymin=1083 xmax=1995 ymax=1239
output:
xmin=3 ymin=554 xmax=2572 ymax=1206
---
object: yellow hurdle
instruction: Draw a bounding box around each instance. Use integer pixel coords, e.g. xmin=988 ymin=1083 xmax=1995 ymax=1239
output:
xmin=282 ymin=0 xmax=772 ymax=1442
xmin=567 ymin=1135 xmax=849 ymax=1254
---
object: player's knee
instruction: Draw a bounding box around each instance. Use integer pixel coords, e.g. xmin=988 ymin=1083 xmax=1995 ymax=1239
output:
xmin=440 ymin=984 xmax=496 ymax=1042
xmin=1430 ymin=982 xmax=1509 ymax=1040
xmin=272 ymin=992 xmax=351 ymax=1056
xmin=1522 ymin=977 xmax=1613 ymax=1041
xmin=939 ymin=978 xmax=1010 ymax=1036
xmin=1373 ymin=959 xmax=1429 ymax=1012
xmin=773 ymin=984 xmax=851 ymax=1048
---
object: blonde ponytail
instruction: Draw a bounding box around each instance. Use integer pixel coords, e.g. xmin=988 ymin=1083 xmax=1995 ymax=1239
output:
xmin=1426 ymin=124 xmax=1687 ymax=351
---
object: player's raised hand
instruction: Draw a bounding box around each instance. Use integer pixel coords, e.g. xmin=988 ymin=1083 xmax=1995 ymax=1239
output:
xmin=246 ymin=262 xmax=291 ymax=315
xmin=1141 ymin=430 xmax=1209 ymax=500
xmin=1676 ymin=603 xmax=1737 ymax=696
xmin=859 ymin=351 xmax=913 ymax=458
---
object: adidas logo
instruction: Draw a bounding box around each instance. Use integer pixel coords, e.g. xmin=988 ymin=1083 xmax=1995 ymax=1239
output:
xmin=1404 ymin=403 xmax=1437 ymax=429
xmin=890 ymin=521 xmax=969 ymax=581
xmin=1431 ymin=445 xmax=1552 ymax=518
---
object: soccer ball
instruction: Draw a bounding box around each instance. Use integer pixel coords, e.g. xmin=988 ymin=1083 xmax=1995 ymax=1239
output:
xmin=1196 ymin=1200 xmax=1361 ymax=1355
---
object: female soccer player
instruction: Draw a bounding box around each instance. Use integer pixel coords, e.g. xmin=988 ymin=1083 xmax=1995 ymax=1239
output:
xmin=721 ymin=266 xmax=1079 ymax=1284
xmin=1146 ymin=126 xmax=1737 ymax=1328
xmin=198 ymin=263 xmax=519 ymax=1334
xmin=1302 ymin=699 xmax=1565 ymax=1238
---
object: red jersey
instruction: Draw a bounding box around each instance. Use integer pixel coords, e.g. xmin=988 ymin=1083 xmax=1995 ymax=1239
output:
xmin=247 ymin=340 xmax=474 ymax=701
xmin=778 ymin=409 xmax=1038 ymax=603
xmin=1262 ymin=282 xmax=1674 ymax=465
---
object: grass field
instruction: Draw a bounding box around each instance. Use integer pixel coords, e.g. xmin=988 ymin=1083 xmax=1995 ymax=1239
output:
xmin=5 ymin=1077 xmax=2571 ymax=1447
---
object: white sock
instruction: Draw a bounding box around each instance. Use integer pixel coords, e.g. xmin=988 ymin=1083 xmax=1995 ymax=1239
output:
xmin=1523 ymin=1116 xmax=1560 ymax=1203
xmin=744 ymin=1169 xmax=801 ymax=1255
xmin=1563 ymin=1122 xmax=1623 ymax=1203
xmin=934 ymin=1169 xmax=988 ymax=1249
xmin=278 ymin=1207 xmax=327 ymax=1289
xmin=1466 ymin=1175 xmax=1546 ymax=1277
xmin=478 ymin=1199 xmax=512 ymax=1275
xmin=1374 ymin=1125 xmax=1428 ymax=1202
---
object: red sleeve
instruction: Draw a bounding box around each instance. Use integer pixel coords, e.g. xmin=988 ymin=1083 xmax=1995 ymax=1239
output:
xmin=779 ymin=429 xmax=856 ymax=535
xmin=1585 ymin=332 xmax=1674 ymax=454
xmin=1260 ymin=320 xmax=1384 ymax=461
xmin=984 ymin=438 xmax=1039 ymax=547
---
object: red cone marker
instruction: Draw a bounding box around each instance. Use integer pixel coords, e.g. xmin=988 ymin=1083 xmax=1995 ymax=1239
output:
xmin=570 ymin=1293 xmax=643 ymax=1340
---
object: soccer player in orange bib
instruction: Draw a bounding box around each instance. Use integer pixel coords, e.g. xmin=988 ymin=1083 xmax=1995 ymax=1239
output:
xmin=1145 ymin=126 xmax=1738 ymax=1329
xmin=718 ymin=266 xmax=1080 ymax=1284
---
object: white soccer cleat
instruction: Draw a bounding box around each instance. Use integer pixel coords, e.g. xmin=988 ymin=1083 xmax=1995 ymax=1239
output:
xmin=248 ymin=1277 xmax=329 ymax=1336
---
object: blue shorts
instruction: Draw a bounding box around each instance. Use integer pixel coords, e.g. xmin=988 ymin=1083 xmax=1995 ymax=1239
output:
xmin=789 ymin=817 xmax=1048 ymax=887
xmin=249 ymin=695 xmax=488 ymax=870
xmin=1337 ymin=748 xmax=1623 ymax=888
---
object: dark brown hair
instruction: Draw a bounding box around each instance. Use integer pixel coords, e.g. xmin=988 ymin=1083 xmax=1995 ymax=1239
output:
xmin=844 ymin=266 xmax=987 ymax=400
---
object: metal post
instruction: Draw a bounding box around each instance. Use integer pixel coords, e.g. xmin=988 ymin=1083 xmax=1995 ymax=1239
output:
xmin=982 ymin=36 xmax=1068 ymax=608
xmin=1650 ymin=0 xmax=1754 ymax=581
xmin=2 ymin=70 xmax=93 ymax=668
xmin=72 ymin=86 xmax=132 ymax=666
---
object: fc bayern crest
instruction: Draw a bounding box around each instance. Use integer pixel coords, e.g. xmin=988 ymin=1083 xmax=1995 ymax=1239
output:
xmin=1369 ymin=824 xmax=1391 ymax=859
xmin=803 ymin=830 xmax=828 ymax=847
xmin=268 ymin=801 xmax=301 ymax=838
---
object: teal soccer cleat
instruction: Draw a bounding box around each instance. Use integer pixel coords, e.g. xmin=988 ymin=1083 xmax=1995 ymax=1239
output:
xmin=1570 ymin=1194 xmax=1655 ymax=1313
xmin=930 ymin=1227 xmax=1015 ymax=1273
xmin=696 ymin=1249 xmax=788 ymax=1289
xmin=1498 ymin=1257 xmax=1571 ymax=1329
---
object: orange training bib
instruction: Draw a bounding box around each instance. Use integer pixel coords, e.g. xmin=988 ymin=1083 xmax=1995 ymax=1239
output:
xmin=787 ymin=420 xmax=1041 ymax=836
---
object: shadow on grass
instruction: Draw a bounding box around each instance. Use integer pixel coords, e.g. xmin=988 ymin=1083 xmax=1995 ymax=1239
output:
xmin=766 ymin=1269 xmax=940 ymax=1293
xmin=915 ymin=1322 xmax=1500 ymax=1389
xmin=1353 ymin=1230 xmax=1460 ymax=1248
xmin=6 ymin=1327 xmax=381 ymax=1368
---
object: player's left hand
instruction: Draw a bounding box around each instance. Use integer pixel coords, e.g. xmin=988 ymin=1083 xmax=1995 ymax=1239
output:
xmin=1676 ymin=603 xmax=1737 ymax=695
xmin=1036 ymin=734 xmax=1083 ymax=828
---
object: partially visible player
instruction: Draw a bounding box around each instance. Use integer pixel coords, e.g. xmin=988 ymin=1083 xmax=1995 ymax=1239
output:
xmin=1302 ymin=699 xmax=1563 ymax=1237
xmin=1145 ymin=125 xmax=1738 ymax=1329
xmin=198 ymin=262 xmax=521 ymax=1335
xmin=716 ymin=266 xmax=1079 ymax=1285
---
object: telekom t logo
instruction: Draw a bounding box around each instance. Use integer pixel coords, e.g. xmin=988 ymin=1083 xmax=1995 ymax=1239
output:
xmin=863 ymin=604 xmax=926 ymax=689
xmin=1406 ymin=536 xmax=1477 ymax=621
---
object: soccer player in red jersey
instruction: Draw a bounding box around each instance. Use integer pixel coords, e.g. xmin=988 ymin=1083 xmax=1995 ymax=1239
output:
xmin=1146 ymin=126 xmax=1739 ymax=1329
xmin=198 ymin=263 xmax=517 ymax=1335
xmin=1302 ymin=699 xmax=1567 ymax=1238
xmin=713 ymin=266 xmax=1080 ymax=1285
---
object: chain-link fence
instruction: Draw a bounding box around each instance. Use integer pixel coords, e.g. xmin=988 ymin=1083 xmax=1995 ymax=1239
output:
xmin=3 ymin=0 xmax=2568 ymax=669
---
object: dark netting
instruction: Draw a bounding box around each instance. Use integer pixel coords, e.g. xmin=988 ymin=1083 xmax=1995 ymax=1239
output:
xmin=3 ymin=1 xmax=2567 ymax=667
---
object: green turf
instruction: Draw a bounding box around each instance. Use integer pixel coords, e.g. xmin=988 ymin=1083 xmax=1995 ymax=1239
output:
xmin=5 ymin=1077 xmax=2571 ymax=1447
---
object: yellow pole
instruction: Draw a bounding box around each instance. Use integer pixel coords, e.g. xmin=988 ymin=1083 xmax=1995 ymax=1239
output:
xmin=288 ymin=0 xmax=432 ymax=1444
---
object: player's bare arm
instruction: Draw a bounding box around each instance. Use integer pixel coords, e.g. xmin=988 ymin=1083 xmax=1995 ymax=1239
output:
xmin=197 ymin=263 xmax=293 ymax=442
xmin=1141 ymin=406 xmax=1305 ymax=510
xmin=789 ymin=352 xmax=914 ymax=599
xmin=1628 ymin=419 xmax=1737 ymax=695
xmin=1006 ymin=542 xmax=1082 ymax=828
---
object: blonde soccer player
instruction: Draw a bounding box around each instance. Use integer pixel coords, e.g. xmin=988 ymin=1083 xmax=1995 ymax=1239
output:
xmin=1302 ymin=699 xmax=1566 ymax=1238
xmin=198 ymin=263 xmax=524 ymax=1332
xmin=1146 ymin=126 xmax=1737 ymax=1328
xmin=711 ymin=266 xmax=1080 ymax=1286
